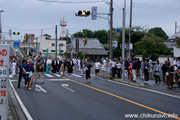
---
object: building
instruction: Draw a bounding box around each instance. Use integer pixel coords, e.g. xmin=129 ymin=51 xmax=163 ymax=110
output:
xmin=166 ymin=30 xmax=180 ymax=57
xmin=37 ymin=35 xmax=66 ymax=58
xmin=71 ymin=38 xmax=107 ymax=60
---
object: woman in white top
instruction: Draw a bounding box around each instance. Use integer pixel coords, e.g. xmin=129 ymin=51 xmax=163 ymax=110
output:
xmin=102 ymin=59 xmax=106 ymax=72
xmin=46 ymin=57 xmax=52 ymax=74
xmin=95 ymin=60 xmax=101 ymax=79
xmin=112 ymin=59 xmax=117 ymax=77
xmin=11 ymin=60 xmax=16 ymax=76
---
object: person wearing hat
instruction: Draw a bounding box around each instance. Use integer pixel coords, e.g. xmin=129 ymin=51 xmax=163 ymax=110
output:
xmin=161 ymin=60 xmax=169 ymax=82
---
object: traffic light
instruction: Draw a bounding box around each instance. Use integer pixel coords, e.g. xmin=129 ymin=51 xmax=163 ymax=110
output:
xmin=13 ymin=32 xmax=20 ymax=35
xmin=76 ymin=10 xmax=90 ymax=17
xmin=24 ymin=34 xmax=29 ymax=42
xmin=83 ymin=38 xmax=88 ymax=46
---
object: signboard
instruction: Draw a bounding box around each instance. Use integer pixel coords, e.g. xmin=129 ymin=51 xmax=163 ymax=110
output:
xmin=13 ymin=42 xmax=20 ymax=47
xmin=92 ymin=6 xmax=97 ymax=20
xmin=0 ymin=45 xmax=9 ymax=120
xmin=113 ymin=41 xmax=118 ymax=49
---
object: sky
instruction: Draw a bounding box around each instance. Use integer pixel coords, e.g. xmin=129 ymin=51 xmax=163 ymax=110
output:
xmin=0 ymin=0 xmax=180 ymax=41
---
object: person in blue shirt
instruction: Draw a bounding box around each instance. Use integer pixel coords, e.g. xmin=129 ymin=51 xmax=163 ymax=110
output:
xmin=18 ymin=60 xmax=28 ymax=88
xmin=132 ymin=58 xmax=138 ymax=82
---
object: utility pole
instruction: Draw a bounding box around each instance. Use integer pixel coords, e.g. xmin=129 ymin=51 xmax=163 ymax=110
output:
xmin=109 ymin=0 xmax=113 ymax=58
xmin=175 ymin=21 xmax=177 ymax=34
xmin=128 ymin=0 xmax=132 ymax=58
xmin=55 ymin=25 xmax=57 ymax=58
xmin=122 ymin=0 xmax=126 ymax=80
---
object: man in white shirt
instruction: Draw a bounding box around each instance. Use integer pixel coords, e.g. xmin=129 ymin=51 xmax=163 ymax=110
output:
xmin=95 ymin=60 xmax=101 ymax=79
xmin=72 ymin=57 xmax=77 ymax=71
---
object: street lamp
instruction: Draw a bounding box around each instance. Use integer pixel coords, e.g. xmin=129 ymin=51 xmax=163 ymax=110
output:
xmin=0 ymin=10 xmax=4 ymax=44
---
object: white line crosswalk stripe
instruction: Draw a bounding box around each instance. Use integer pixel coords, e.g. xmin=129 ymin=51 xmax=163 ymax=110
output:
xmin=71 ymin=74 xmax=82 ymax=77
xmin=54 ymin=74 xmax=61 ymax=77
xmin=44 ymin=74 xmax=54 ymax=77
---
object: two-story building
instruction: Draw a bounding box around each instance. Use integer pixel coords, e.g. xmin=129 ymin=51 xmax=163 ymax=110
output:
xmin=37 ymin=35 xmax=66 ymax=58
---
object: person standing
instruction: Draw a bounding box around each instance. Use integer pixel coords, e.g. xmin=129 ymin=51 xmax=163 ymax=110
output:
xmin=132 ymin=58 xmax=138 ymax=82
xmin=140 ymin=59 xmax=145 ymax=80
xmin=125 ymin=60 xmax=129 ymax=80
xmin=154 ymin=60 xmax=161 ymax=83
xmin=108 ymin=60 xmax=112 ymax=77
xmin=84 ymin=60 xmax=92 ymax=84
xmin=46 ymin=57 xmax=52 ymax=74
xmin=166 ymin=64 xmax=175 ymax=88
xmin=11 ymin=60 xmax=16 ymax=76
xmin=18 ymin=60 xmax=27 ymax=88
xmin=52 ymin=58 xmax=57 ymax=73
xmin=77 ymin=57 xmax=81 ymax=72
xmin=117 ymin=61 xmax=122 ymax=78
xmin=112 ymin=59 xmax=117 ymax=78
xmin=128 ymin=60 xmax=133 ymax=81
xmin=42 ymin=57 xmax=47 ymax=72
xmin=56 ymin=58 xmax=60 ymax=73
xmin=60 ymin=61 xmax=65 ymax=78
xmin=34 ymin=60 xmax=44 ymax=84
xmin=102 ymin=59 xmax=107 ymax=72
xmin=144 ymin=59 xmax=150 ymax=84
xmin=94 ymin=60 xmax=101 ymax=79
xmin=161 ymin=61 xmax=169 ymax=82
xmin=72 ymin=57 xmax=77 ymax=71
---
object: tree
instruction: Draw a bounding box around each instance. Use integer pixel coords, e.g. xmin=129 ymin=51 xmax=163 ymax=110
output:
xmin=93 ymin=30 xmax=109 ymax=44
xmin=175 ymin=37 xmax=180 ymax=48
xmin=134 ymin=37 xmax=168 ymax=60
xmin=147 ymin=27 xmax=168 ymax=40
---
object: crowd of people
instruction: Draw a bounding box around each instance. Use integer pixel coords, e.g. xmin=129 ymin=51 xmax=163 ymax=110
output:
xmin=9 ymin=55 xmax=180 ymax=89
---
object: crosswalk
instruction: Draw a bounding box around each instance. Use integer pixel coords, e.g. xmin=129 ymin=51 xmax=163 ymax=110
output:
xmin=9 ymin=73 xmax=83 ymax=79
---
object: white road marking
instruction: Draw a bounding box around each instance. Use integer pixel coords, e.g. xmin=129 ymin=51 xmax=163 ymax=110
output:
xmin=61 ymin=84 xmax=75 ymax=92
xmin=65 ymin=75 xmax=73 ymax=77
xmin=9 ymin=75 xmax=13 ymax=78
xmin=71 ymin=74 xmax=82 ymax=77
xmin=44 ymin=74 xmax=54 ymax=77
xmin=10 ymin=80 xmax=18 ymax=82
xmin=47 ymin=79 xmax=69 ymax=82
xmin=106 ymin=80 xmax=180 ymax=99
xmin=9 ymin=79 xmax=33 ymax=120
xmin=54 ymin=74 xmax=61 ymax=77
xmin=35 ymin=84 xmax=47 ymax=93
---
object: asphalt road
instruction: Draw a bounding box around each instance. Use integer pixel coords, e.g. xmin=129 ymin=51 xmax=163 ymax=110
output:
xmin=9 ymin=70 xmax=180 ymax=120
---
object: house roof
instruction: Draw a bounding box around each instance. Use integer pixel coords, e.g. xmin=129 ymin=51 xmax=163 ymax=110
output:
xmin=168 ymin=30 xmax=180 ymax=40
xmin=72 ymin=38 xmax=107 ymax=55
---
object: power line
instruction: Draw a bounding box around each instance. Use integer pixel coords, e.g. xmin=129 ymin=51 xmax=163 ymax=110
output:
xmin=38 ymin=0 xmax=104 ymax=3
xmin=2 ymin=26 xmax=54 ymax=31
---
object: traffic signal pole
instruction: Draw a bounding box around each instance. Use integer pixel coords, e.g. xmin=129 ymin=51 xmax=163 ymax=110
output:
xmin=55 ymin=25 xmax=57 ymax=58
xmin=109 ymin=0 xmax=113 ymax=58
xmin=128 ymin=0 xmax=132 ymax=58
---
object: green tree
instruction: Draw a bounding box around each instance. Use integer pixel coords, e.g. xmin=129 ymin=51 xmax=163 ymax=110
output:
xmin=175 ymin=37 xmax=180 ymax=48
xmin=147 ymin=27 xmax=168 ymax=40
xmin=93 ymin=30 xmax=109 ymax=44
xmin=134 ymin=37 xmax=168 ymax=60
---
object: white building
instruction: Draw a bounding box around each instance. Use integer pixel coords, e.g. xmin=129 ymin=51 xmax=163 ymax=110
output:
xmin=37 ymin=35 xmax=66 ymax=58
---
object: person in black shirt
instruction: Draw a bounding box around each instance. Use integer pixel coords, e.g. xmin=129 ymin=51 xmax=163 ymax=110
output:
xmin=161 ymin=61 xmax=169 ymax=81
xmin=18 ymin=60 xmax=27 ymax=88
xmin=84 ymin=60 xmax=92 ymax=84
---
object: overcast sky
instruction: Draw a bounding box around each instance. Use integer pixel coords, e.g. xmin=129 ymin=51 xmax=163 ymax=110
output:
xmin=0 ymin=0 xmax=180 ymax=41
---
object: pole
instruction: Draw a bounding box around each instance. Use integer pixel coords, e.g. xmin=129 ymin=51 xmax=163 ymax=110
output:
xmin=175 ymin=21 xmax=177 ymax=34
xmin=109 ymin=0 xmax=113 ymax=58
xmin=122 ymin=0 xmax=126 ymax=80
xmin=55 ymin=25 xmax=57 ymax=58
xmin=128 ymin=0 xmax=132 ymax=58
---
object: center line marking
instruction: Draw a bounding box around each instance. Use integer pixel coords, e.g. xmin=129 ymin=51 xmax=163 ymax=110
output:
xmin=63 ymin=77 xmax=180 ymax=120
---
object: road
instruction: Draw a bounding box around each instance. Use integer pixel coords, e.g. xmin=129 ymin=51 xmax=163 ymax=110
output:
xmin=9 ymin=70 xmax=180 ymax=120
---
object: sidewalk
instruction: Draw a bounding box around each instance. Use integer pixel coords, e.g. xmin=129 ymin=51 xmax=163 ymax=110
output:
xmin=98 ymin=69 xmax=180 ymax=96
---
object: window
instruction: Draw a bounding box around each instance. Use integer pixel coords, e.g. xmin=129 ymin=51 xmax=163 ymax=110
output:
xmin=43 ymin=50 xmax=47 ymax=52
xmin=59 ymin=44 xmax=63 ymax=47
xmin=51 ymin=50 xmax=55 ymax=52
xmin=52 ymin=43 xmax=55 ymax=47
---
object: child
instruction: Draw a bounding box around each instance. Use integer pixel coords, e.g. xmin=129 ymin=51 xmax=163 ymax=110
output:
xmin=28 ymin=67 xmax=34 ymax=90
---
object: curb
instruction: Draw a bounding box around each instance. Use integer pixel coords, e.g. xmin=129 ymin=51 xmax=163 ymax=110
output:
xmin=103 ymin=75 xmax=180 ymax=97
xmin=8 ymin=81 xmax=27 ymax=120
